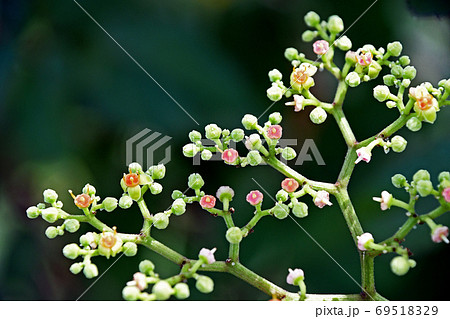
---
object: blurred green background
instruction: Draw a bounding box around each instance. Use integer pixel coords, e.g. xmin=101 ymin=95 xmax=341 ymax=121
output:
xmin=1 ymin=0 xmax=449 ymax=300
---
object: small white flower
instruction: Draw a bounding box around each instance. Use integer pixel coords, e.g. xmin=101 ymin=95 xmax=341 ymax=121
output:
xmin=314 ymin=190 xmax=332 ymax=208
xmin=133 ymin=272 xmax=148 ymax=291
xmin=355 ymin=147 xmax=372 ymax=164
xmin=285 ymin=94 xmax=305 ymax=112
xmin=199 ymin=247 xmax=217 ymax=264
xmin=372 ymin=191 xmax=393 ymax=211
xmin=357 ymin=233 xmax=374 ymax=251
xmin=286 ymin=268 xmax=304 ymax=285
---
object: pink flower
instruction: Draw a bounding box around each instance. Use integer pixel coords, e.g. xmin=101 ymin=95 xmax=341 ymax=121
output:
xmin=355 ymin=147 xmax=372 ymax=164
xmin=200 ymin=195 xmax=216 ymax=209
xmin=199 ymin=247 xmax=217 ymax=264
xmin=442 ymin=187 xmax=450 ymax=203
xmin=222 ymin=148 xmax=239 ymax=164
xmin=357 ymin=232 xmax=374 ymax=251
xmin=313 ymin=190 xmax=332 ymax=208
xmin=372 ymin=191 xmax=392 ymax=211
xmin=267 ymin=125 xmax=282 ymax=139
xmin=356 ymin=49 xmax=372 ymax=66
xmin=286 ymin=268 xmax=304 ymax=285
xmin=285 ymin=94 xmax=305 ymax=112
xmin=132 ymin=272 xmax=148 ymax=291
xmin=313 ymin=40 xmax=329 ymax=55
xmin=246 ymin=190 xmax=264 ymax=206
xmin=432 ymin=226 xmax=449 ymax=244
xmin=281 ymin=178 xmax=299 ymax=193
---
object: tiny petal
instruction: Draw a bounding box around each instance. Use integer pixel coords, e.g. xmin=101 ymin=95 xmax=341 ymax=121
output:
xmin=357 ymin=232 xmax=374 ymax=251
xmin=355 ymin=147 xmax=372 ymax=164
xmin=246 ymin=190 xmax=264 ymax=206
xmin=200 ymin=195 xmax=216 ymax=209
xmin=133 ymin=272 xmax=148 ymax=291
xmin=442 ymin=188 xmax=450 ymax=203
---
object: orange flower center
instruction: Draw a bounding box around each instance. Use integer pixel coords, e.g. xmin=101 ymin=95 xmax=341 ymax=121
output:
xmin=417 ymin=95 xmax=433 ymax=111
xmin=75 ymin=194 xmax=92 ymax=208
xmin=292 ymin=68 xmax=308 ymax=84
xmin=101 ymin=233 xmax=117 ymax=248
xmin=124 ymin=173 xmax=140 ymax=187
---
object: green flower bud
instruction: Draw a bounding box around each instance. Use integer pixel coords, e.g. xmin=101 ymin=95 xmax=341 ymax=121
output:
xmin=269 ymin=112 xmax=282 ymax=125
xmin=222 ymin=129 xmax=230 ymax=137
xmin=205 ymin=124 xmax=222 ymax=140
xmin=272 ymin=203 xmax=289 ymax=219
xmin=386 ymin=101 xmax=397 ymax=109
xmin=43 ymin=189 xmax=58 ymax=204
xmin=64 ymin=219 xmax=80 ymax=233
xmin=230 ymin=129 xmax=245 ymax=142
xmin=195 ymin=275 xmax=214 ymax=294
xmin=83 ymin=263 xmax=99 ymax=279
xmin=406 ymin=117 xmax=422 ymax=132
xmin=438 ymin=78 xmax=450 ymax=91
xmin=383 ymin=74 xmax=396 ymax=86
xmin=122 ymin=286 xmax=140 ymax=301
xmin=188 ymin=173 xmax=204 ymax=190
xmin=41 ymin=207 xmax=59 ymax=223
xmin=399 ymin=56 xmax=410 ymax=66
xmin=45 ymin=226 xmax=59 ymax=239
xmin=327 ymin=15 xmax=344 ymax=33
xmin=268 ymin=69 xmax=282 ymax=82
xmin=416 ymin=180 xmax=433 ymax=197
xmin=171 ymin=198 xmax=186 ymax=216
xmin=26 ymin=206 xmax=40 ymax=219
xmin=153 ymin=213 xmax=169 ymax=229
xmin=152 ymin=281 xmax=174 ymax=300
xmin=391 ymin=174 xmax=407 ymax=188
xmin=119 ymin=195 xmax=133 ymax=209
xmin=201 ymin=150 xmax=213 ymax=161
xmin=373 ymin=85 xmax=390 ymax=102
xmin=345 ymin=72 xmax=360 ymax=87
xmin=69 ymin=263 xmax=84 ymax=275
xmin=63 ymin=243 xmax=81 ymax=260
xmin=391 ymin=135 xmax=407 ymax=153
xmin=387 ymin=41 xmax=403 ymax=57
xmin=150 ymin=182 xmax=163 ymax=195
xmin=282 ymin=147 xmax=297 ymax=161
xmin=413 ymin=169 xmax=430 ymax=182
xmin=401 ymin=79 xmax=411 ymax=87
xmin=390 ymin=256 xmax=410 ymax=276
xmin=139 ymin=260 xmax=155 ymax=275
xmin=138 ymin=173 xmax=152 ymax=185
xmin=188 ymin=130 xmax=202 ymax=143
xmin=148 ymin=164 xmax=166 ymax=180
xmin=309 ymin=107 xmax=327 ymax=124
xmin=80 ymin=232 xmax=99 ymax=247
xmin=336 ymin=35 xmax=352 ymax=51
xmin=37 ymin=203 xmax=46 ymax=209
xmin=301 ymin=30 xmax=317 ymax=42
xmin=403 ymin=66 xmax=417 ymax=80
xmin=123 ymin=242 xmax=138 ymax=257
xmin=438 ymin=171 xmax=450 ymax=183
xmin=267 ymin=84 xmax=283 ymax=102
xmin=226 ymin=227 xmax=243 ymax=244
xmin=171 ymin=190 xmax=184 ymax=200
xmin=102 ymin=197 xmax=118 ymax=212
xmin=216 ymin=186 xmax=235 ymax=203
xmin=174 ymin=282 xmax=190 ymax=299
xmin=276 ymin=190 xmax=289 ymax=202
xmin=82 ymin=184 xmax=96 ymax=196
xmin=292 ymin=202 xmax=308 ymax=218
xmin=241 ymin=114 xmax=258 ymax=130
xmin=182 ymin=143 xmax=200 ymax=157
xmin=284 ymin=47 xmax=299 ymax=61
xmin=245 ymin=134 xmax=262 ymax=151
xmin=391 ymin=65 xmax=403 ymax=78
xmin=368 ymin=61 xmax=382 ymax=79
xmin=304 ymin=11 xmax=320 ymax=27
xmin=247 ymin=150 xmax=262 ymax=166
xmin=128 ymin=162 xmax=143 ymax=174
xmin=128 ymin=185 xmax=141 ymax=201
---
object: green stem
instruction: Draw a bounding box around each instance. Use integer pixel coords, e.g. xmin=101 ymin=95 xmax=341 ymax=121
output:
xmin=241 ymin=210 xmax=269 ymax=236
xmin=229 ymin=244 xmax=240 ymax=262
xmin=360 ymin=254 xmax=376 ymax=299
xmin=331 ymin=106 xmax=356 ymax=147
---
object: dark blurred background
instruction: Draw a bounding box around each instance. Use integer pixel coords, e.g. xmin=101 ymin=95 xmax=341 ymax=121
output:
xmin=0 ymin=0 xmax=449 ymax=301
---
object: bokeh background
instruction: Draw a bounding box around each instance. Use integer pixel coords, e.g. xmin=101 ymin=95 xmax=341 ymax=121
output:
xmin=1 ymin=0 xmax=449 ymax=301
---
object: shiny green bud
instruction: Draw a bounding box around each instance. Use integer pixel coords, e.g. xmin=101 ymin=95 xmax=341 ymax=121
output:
xmin=139 ymin=260 xmax=155 ymax=275
xmin=327 ymin=15 xmax=344 ymax=33
xmin=150 ymin=182 xmax=163 ymax=195
xmin=284 ymin=47 xmax=299 ymax=60
xmin=310 ymin=107 xmax=327 ymax=124
xmin=205 ymin=124 xmax=222 ymax=140
xmin=391 ymin=135 xmax=407 ymax=153
xmin=276 ymin=190 xmax=289 ymax=202
xmin=174 ymin=282 xmax=190 ymax=299
xmin=119 ymin=195 xmax=133 ymax=209
xmin=241 ymin=114 xmax=258 ymax=130
xmin=247 ymin=150 xmax=262 ymax=166
xmin=153 ymin=213 xmax=169 ymax=229
xmin=383 ymin=74 xmax=396 ymax=86
xmin=292 ymin=202 xmax=309 ymax=218
xmin=188 ymin=173 xmax=204 ymax=190
xmin=122 ymin=286 xmax=140 ymax=301
xmin=406 ymin=117 xmax=422 ymax=132
xmin=201 ymin=150 xmax=212 ymax=161
xmin=128 ymin=185 xmax=141 ymax=201
xmin=403 ymin=66 xmax=416 ymax=80
xmin=345 ymin=71 xmax=360 ymax=87
xmin=69 ymin=263 xmax=84 ymax=275
xmin=416 ymin=180 xmax=433 ymax=197
xmin=304 ymin=11 xmax=320 ymax=27
xmin=45 ymin=226 xmax=59 ymax=239
xmin=171 ymin=190 xmax=184 ymax=200
xmin=281 ymin=147 xmax=296 ymax=161
xmin=188 ymin=130 xmax=202 ymax=143
xmin=41 ymin=207 xmax=59 ymax=223
xmin=230 ymin=129 xmax=245 ymax=142
xmin=390 ymin=256 xmax=410 ymax=276
xmin=102 ymin=197 xmax=118 ymax=212
xmin=63 ymin=243 xmax=80 ymax=260
xmin=83 ymin=263 xmax=99 ymax=279
xmin=391 ymin=174 xmax=407 ymax=188
xmin=373 ymin=85 xmax=390 ymax=102
xmin=171 ymin=198 xmax=186 ymax=216
xmin=64 ymin=219 xmax=80 ymax=233
xmin=272 ymin=203 xmax=289 ymax=219
xmin=128 ymin=162 xmax=143 ymax=174
xmin=182 ymin=143 xmax=200 ymax=157
xmin=226 ymin=227 xmax=243 ymax=244
xmin=413 ymin=169 xmax=430 ymax=182
xmin=301 ymin=30 xmax=317 ymax=42
xmin=123 ymin=242 xmax=138 ymax=257
xmin=148 ymin=164 xmax=166 ymax=180
xmin=387 ymin=41 xmax=403 ymax=57
xmin=195 ymin=275 xmax=214 ymax=294
xmin=269 ymin=112 xmax=283 ymax=125
xmin=152 ymin=281 xmax=174 ymax=300
xmin=26 ymin=206 xmax=40 ymax=219
xmin=268 ymin=69 xmax=282 ymax=82
xmin=43 ymin=189 xmax=58 ymax=204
